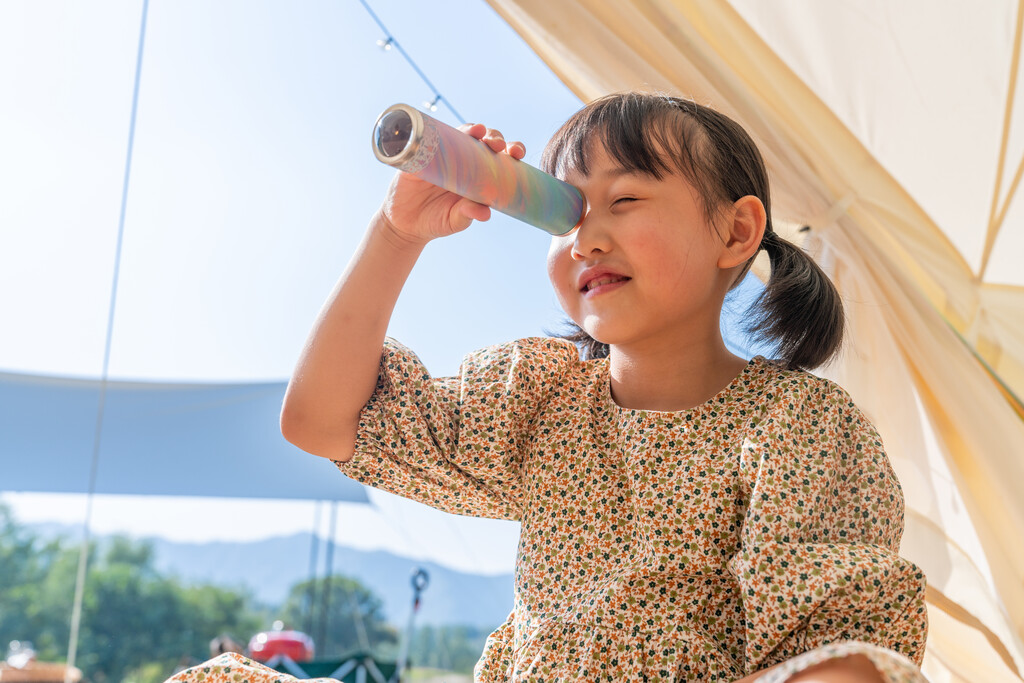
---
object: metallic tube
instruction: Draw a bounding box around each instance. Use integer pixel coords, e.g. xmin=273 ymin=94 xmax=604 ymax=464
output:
xmin=372 ymin=103 xmax=585 ymax=236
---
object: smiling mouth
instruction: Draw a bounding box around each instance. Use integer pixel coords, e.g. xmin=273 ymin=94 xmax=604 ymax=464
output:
xmin=582 ymin=276 xmax=631 ymax=292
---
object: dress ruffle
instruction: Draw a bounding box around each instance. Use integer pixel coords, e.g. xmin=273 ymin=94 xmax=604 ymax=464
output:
xmin=477 ymin=621 xmax=926 ymax=682
xmin=474 ymin=538 xmax=925 ymax=681
xmin=476 ymin=613 xmax=743 ymax=681
xmin=755 ymin=641 xmax=927 ymax=683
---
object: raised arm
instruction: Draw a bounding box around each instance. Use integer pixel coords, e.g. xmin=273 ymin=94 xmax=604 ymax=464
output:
xmin=280 ymin=124 xmax=524 ymax=461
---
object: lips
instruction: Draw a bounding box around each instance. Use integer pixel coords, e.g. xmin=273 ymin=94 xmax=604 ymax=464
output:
xmin=578 ymin=268 xmax=631 ymax=293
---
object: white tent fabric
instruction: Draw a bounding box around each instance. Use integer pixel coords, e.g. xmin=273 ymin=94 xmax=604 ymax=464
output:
xmin=482 ymin=1 xmax=1024 ymax=681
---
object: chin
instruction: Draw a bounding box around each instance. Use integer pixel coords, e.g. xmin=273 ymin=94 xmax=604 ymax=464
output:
xmin=572 ymin=309 xmax=645 ymax=346
xmin=579 ymin=321 xmax=627 ymax=347
xmin=582 ymin=319 xmax=662 ymax=350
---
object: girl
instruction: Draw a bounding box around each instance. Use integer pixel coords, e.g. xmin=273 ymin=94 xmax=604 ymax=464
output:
xmin=278 ymin=92 xmax=928 ymax=681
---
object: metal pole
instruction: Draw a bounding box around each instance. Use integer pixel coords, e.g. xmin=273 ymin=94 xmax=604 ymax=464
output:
xmin=305 ymin=501 xmax=322 ymax=636
xmin=394 ymin=568 xmax=428 ymax=682
xmin=318 ymin=501 xmax=338 ymax=655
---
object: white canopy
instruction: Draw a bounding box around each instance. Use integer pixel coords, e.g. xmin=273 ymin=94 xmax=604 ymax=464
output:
xmin=483 ymin=1 xmax=1024 ymax=680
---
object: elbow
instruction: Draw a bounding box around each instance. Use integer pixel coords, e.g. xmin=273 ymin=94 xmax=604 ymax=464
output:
xmin=279 ymin=401 xmax=357 ymax=462
xmin=279 ymin=401 xmax=316 ymax=452
xmin=279 ymin=401 xmax=310 ymax=448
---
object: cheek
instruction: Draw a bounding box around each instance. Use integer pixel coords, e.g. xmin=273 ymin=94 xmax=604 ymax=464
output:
xmin=657 ymin=232 xmax=721 ymax=296
xmin=546 ymin=238 xmax=575 ymax=304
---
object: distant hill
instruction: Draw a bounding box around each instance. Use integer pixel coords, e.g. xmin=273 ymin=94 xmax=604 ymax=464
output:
xmin=29 ymin=524 xmax=514 ymax=629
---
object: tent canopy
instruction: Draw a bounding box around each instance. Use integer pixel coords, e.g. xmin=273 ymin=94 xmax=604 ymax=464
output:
xmin=483 ymin=0 xmax=1024 ymax=680
xmin=1 ymin=370 xmax=367 ymax=502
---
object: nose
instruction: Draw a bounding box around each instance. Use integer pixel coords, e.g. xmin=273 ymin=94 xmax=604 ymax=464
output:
xmin=569 ymin=212 xmax=612 ymax=261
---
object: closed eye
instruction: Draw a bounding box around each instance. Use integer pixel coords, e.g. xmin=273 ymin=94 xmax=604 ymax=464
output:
xmin=613 ymin=197 xmax=638 ymax=205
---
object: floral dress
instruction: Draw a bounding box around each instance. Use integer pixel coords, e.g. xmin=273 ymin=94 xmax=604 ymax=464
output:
xmin=332 ymin=337 xmax=928 ymax=681
xmin=168 ymin=336 xmax=928 ymax=683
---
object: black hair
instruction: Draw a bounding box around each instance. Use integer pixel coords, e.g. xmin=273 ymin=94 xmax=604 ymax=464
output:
xmin=541 ymin=91 xmax=844 ymax=371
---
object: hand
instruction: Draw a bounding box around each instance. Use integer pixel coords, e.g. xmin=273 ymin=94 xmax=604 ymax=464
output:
xmin=377 ymin=123 xmax=526 ymax=245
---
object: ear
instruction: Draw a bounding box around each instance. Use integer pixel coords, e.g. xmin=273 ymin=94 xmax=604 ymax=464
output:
xmin=717 ymin=195 xmax=766 ymax=269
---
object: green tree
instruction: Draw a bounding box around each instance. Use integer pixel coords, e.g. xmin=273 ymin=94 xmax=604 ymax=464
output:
xmin=21 ymin=532 xmax=82 ymax=661
xmin=407 ymin=624 xmax=491 ymax=675
xmin=0 ymin=511 xmax=266 ymax=683
xmin=279 ymin=576 xmax=398 ymax=659
xmin=71 ymin=536 xmax=264 ymax=683
xmin=0 ymin=504 xmax=67 ymax=658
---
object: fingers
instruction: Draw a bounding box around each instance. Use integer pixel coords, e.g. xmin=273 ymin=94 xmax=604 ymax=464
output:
xmin=481 ymin=127 xmax=507 ymax=153
xmin=460 ymin=123 xmax=527 ymax=158
xmin=506 ymin=140 xmax=526 ymax=160
xmin=452 ymin=197 xmax=491 ymax=229
xmin=458 ymin=122 xmax=486 ymax=137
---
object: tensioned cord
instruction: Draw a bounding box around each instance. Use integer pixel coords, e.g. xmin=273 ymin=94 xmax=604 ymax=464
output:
xmin=65 ymin=0 xmax=150 ymax=679
xmin=356 ymin=0 xmax=466 ymax=124
xmin=63 ymin=2 xmax=483 ymax=671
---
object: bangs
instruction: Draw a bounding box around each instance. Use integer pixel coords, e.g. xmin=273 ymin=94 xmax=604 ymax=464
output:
xmin=541 ymin=92 xmax=718 ymax=216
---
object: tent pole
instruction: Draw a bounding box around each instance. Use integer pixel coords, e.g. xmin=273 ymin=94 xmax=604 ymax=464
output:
xmin=305 ymin=501 xmax=322 ymax=636
xmin=319 ymin=501 xmax=338 ymax=654
xmin=65 ymin=495 xmax=96 ymax=683
xmin=980 ymin=0 xmax=1024 ymax=279
xmin=66 ymin=0 xmax=150 ymax=679
xmin=335 ymin=503 xmax=370 ymax=653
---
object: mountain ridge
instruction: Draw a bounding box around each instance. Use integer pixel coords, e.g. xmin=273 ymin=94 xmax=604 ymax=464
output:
xmin=28 ymin=523 xmax=514 ymax=629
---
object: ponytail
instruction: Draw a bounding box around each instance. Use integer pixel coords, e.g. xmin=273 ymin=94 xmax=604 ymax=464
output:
xmin=748 ymin=230 xmax=844 ymax=370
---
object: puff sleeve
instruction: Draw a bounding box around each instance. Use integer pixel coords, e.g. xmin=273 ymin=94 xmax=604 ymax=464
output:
xmin=335 ymin=336 xmax=578 ymax=521
xmin=727 ymin=377 xmax=929 ymax=679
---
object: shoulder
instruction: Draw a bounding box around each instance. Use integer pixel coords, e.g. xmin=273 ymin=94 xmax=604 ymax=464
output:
xmin=749 ymin=358 xmax=884 ymax=446
xmin=750 ymin=358 xmax=886 ymax=460
xmin=752 ymin=357 xmax=864 ymax=419
xmin=376 ymin=336 xmax=583 ymax=396
xmin=456 ymin=338 xmax=586 ymax=421
xmin=459 ymin=336 xmax=582 ymax=382
xmin=379 ymin=336 xmax=579 ymax=375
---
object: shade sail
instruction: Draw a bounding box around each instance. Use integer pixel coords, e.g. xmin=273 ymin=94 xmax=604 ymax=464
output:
xmin=482 ymin=0 xmax=1024 ymax=680
xmin=0 ymin=371 xmax=367 ymax=502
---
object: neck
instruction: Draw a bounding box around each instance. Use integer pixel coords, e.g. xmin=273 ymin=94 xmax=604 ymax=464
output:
xmin=607 ymin=331 xmax=748 ymax=411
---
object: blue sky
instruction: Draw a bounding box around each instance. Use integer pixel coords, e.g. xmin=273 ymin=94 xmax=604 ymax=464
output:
xmin=0 ymin=0 xmax=589 ymax=382
xmin=0 ymin=1 xmax=766 ymax=574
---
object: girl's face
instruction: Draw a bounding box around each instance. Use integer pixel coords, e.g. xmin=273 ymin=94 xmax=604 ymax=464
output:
xmin=547 ymin=143 xmax=733 ymax=352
